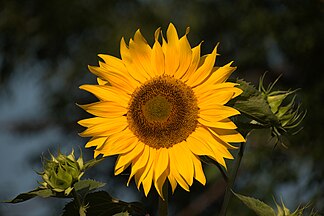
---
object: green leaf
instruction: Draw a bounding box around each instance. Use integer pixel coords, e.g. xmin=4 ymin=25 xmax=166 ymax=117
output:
xmin=74 ymin=179 xmax=105 ymax=192
xmin=62 ymin=191 xmax=146 ymax=216
xmin=4 ymin=188 xmax=54 ymax=203
xmin=233 ymin=191 xmax=276 ymax=216
xmin=30 ymin=188 xmax=54 ymax=198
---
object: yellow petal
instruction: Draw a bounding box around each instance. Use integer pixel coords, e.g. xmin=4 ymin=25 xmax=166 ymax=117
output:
xmin=154 ymin=168 xmax=169 ymax=199
xmin=166 ymin=23 xmax=179 ymax=46
xmin=119 ymin=37 xmax=132 ymax=64
xmin=138 ymin=147 xmax=156 ymax=184
xmin=192 ymin=126 xmax=234 ymax=167
xmin=169 ymin=148 xmax=190 ymax=191
xmin=128 ymin=30 xmax=153 ymax=78
xmin=195 ymin=81 xmax=236 ymax=90
xmin=120 ymin=37 xmax=149 ymax=83
xmin=79 ymin=117 xmax=127 ymax=137
xmin=198 ymin=106 xmax=240 ymax=126
xmin=95 ymin=128 xmax=130 ymax=150
xmin=114 ymin=143 xmax=145 ymax=175
xmin=168 ymin=173 xmax=177 ymax=194
xmin=85 ymin=136 xmax=107 ymax=148
xmin=154 ymin=148 xmax=169 ymax=186
xmin=197 ymin=91 xmax=236 ymax=106
xmin=175 ymin=143 xmax=195 ymax=186
xmin=142 ymin=168 xmax=154 ymax=197
xmin=127 ymin=144 xmax=150 ymax=185
xmin=181 ymin=43 xmax=201 ymax=82
xmin=90 ymin=63 xmax=138 ymax=94
xmin=200 ymin=104 xmax=240 ymax=116
xmin=199 ymin=62 xmax=236 ymax=87
xmin=213 ymin=62 xmax=237 ymax=84
xmin=98 ymin=54 xmax=128 ymax=74
xmin=78 ymin=101 xmax=127 ymax=118
xmin=186 ymin=45 xmax=218 ymax=87
xmin=133 ymin=168 xmax=143 ymax=188
xmin=134 ymin=148 xmax=155 ymax=191
xmin=174 ymin=34 xmax=192 ymax=79
xmin=152 ymin=35 xmax=165 ymax=76
xmin=187 ymin=127 xmax=218 ymax=161
xmin=209 ymin=128 xmax=245 ymax=143
xmin=92 ymin=53 xmax=139 ymax=87
xmin=101 ymin=136 xmax=138 ymax=157
xmin=78 ymin=117 xmax=108 ymax=127
xmin=199 ymin=118 xmax=237 ymax=130
xmin=164 ymin=23 xmax=180 ymax=75
xmin=191 ymin=154 xmax=206 ymax=185
xmin=79 ymin=85 xmax=130 ymax=107
xmin=114 ymin=163 xmax=130 ymax=176
xmin=195 ymin=86 xmax=242 ymax=104
xmin=194 ymin=82 xmax=238 ymax=95
xmin=97 ymin=77 xmax=108 ymax=85
xmin=206 ymin=128 xmax=238 ymax=150
xmin=186 ymin=134 xmax=217 ymax=160
xmin=94 ymin=150 xmax=101 ymax=158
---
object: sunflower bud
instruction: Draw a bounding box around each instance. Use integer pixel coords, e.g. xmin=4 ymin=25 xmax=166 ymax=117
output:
xmin=39 ymin=149 xmax=84 ymax=195
xmin=232 ymin=75 xmax=305 ymax=146
xmin=259 ymin=74 xmax=306 ymax=143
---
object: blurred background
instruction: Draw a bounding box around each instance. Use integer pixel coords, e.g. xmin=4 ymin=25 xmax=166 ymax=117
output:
xmin=0 ymin=0 xmax=323 ymax=215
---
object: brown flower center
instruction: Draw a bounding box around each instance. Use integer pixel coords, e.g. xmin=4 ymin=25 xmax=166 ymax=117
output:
xmin=127 ymin=75 xmax=199 ymax=148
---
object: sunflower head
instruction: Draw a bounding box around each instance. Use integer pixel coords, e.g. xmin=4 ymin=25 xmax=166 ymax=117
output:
xmin=78 ymin=23 xmax=245 ymax=198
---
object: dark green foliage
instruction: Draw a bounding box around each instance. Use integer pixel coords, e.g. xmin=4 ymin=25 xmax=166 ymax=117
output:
xmin=5 ymin=179 xmax=105 ymax=203
xmin=62 ymin=191 xmax=147 ymax=216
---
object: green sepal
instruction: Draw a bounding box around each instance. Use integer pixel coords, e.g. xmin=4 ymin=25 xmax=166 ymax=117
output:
xmin=232 ymin=191 xmax=276 ymax=216
xmin=276 ymin=95 xmax=296 ymax=119
xmin=267 ymin=90 xmax=298 ymax=114
xmin=62 ymin=191 xmax=146 ymax=216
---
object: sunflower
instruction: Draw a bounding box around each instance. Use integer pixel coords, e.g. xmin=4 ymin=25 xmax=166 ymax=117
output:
xmin=78 ymin=23 xmax=245 ymax=198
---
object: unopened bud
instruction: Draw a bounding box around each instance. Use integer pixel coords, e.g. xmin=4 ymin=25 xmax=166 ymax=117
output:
xmin=39 ymin=149 xmax=84 ymax=195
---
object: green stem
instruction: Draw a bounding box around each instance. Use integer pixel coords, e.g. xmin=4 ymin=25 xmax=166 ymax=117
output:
xmin=72 ymin=188 xmax=82 ymax=209
xmin=72 ymin=188 xmax=87 ymax=216
xmin=158 ymin=182 xmax=168 ymax=216
xmin=219 ymin=142 xmax=246 ymax=216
